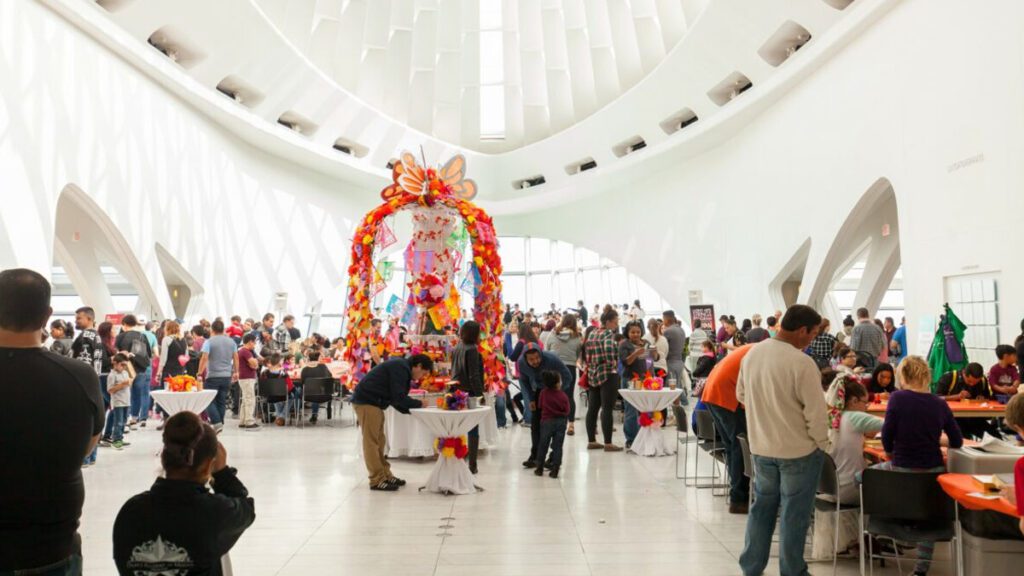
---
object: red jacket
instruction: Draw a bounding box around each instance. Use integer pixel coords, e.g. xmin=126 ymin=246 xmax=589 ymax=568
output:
xmin=539 ymin=388 xmax=570 ymax=420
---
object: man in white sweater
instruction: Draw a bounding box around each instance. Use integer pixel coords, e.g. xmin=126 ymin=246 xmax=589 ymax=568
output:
xmin=736 ymin=304 xmax=829 ymax=576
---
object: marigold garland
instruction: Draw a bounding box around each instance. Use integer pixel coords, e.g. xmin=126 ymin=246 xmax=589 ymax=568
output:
xmin=342 ymin=153 xmax=506 ymax=391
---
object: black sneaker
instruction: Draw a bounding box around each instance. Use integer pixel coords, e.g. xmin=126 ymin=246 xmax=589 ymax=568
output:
xmin=370 ymin=479 xmax=400 ymax=491
xmin=549 ymin=467 xmax=559 ymax=479
xmin=389 ymin=477 xmax=407 ymax=487
xmin=534 ymin=466 xmax=544 ymax=477
xmin=99 ymin=438 xmax=112 ymax=448
xmin=522 ymin=459 xmax=536 ymax=469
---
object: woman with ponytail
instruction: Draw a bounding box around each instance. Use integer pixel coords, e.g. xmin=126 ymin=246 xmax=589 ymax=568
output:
xmin=113 ymin=412 xmax=255 ymax=574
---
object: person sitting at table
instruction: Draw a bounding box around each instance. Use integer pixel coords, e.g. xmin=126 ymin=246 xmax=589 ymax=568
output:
xmin=989 ymin=344 xmax=1021 ymax=397
xmin=874 ymin=356 xmax=964 ymax=576
xmin=825 ymin=378 xmax=882 ymax=505
xmin=1000 ymin=394 xmax=1024 ymax=537
xmin=299 ymin=347 xmax=331 ymax=425
xmin=113 ymin=411 xmax=255 ymax=574
xmin=834 ymin=345 xmax=864 ymax=377
xmin=936 ymin=362 xmax=1000 ymax=439
xmin=259 ymin=353 xmax=293 ymax=426
xmin=451 ymin=321 xmax=486 ymax=474
xmin=350 ymin=354 xmax=432 ymax=491
xmin=866 ymin=362 xmax=896 ymax=398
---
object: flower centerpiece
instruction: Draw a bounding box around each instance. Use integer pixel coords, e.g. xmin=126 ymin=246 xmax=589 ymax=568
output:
xmin=419 ymin=374 xmax=450 ymax=393
xmin=434 ymin=436 xmax=469 ymax=459
xmin=638 ymin=411 xmax=665 ymax=427
xmin=640 ymin=372 xmax=664 ymax=391
xmin=436 ymin=389 xmax=468 ymax=410
xmin=166 ymin=374 xmax=199 ymax=392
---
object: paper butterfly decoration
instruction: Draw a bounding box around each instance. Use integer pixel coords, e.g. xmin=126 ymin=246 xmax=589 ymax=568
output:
xmin=382 ymin=151 xmax=478 ymax=202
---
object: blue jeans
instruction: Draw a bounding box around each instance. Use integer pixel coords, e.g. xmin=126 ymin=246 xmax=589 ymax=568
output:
xmin=204 ymin=377 xmax=230 ymax=425
xmin=1 ymin=553 xmax=82 ymax=575
xmin=129 ymin=368 xmax=151 ymax=421
xmin=707 ymin=403 xmax=750 ymax=505
xmin=740 ymin=449 xmax=824 ymax=576
xmin=520 ymin=382 xmax=533 ymax=424
xmin=494 ymin=390 xmax=507 ymax=427
xmin=621 ymin=378 xmax=638 ymax=445
xmin=110 ymin=407 xmax=128 ymax=442
xmin=536 ymin=417 xmax=567 ymax=467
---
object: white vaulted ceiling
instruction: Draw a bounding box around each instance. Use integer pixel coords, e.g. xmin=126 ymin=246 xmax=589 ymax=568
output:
xmin=253 ymin=0 xmax=701 ymax=153
xmin=49 ymin=0 xmax=881 ymax=206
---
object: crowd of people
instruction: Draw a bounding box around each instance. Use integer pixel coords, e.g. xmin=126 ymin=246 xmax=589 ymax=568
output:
xmin=4 ymin=264 xmax=1024 ymax=576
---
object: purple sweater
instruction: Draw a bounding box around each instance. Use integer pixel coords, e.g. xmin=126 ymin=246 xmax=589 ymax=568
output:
xmin=881 ymin=390 xmax=963 ymax=469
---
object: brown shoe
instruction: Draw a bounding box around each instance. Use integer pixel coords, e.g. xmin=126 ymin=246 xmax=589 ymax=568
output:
xmin=604 ymin=444 xmax=623 ymax=452
xmin=275 ymin=417 xmax=285 ymax=426
xmin=587 ymin=442 xmax=603 ymax=450
xmin=567 ymin=423 xmax=575 ymax=436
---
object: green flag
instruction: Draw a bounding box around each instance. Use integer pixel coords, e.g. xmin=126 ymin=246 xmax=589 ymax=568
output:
xmin=927 ymin=303 xmax=968 ymax=391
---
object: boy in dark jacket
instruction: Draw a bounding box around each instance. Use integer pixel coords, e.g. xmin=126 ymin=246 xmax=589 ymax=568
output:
xmin=535 ymin=370 xmax=570 ymax=478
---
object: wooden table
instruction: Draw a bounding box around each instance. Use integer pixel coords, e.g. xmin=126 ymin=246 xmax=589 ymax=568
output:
xmin=868 ymin=400 xmax=1006 ymax=419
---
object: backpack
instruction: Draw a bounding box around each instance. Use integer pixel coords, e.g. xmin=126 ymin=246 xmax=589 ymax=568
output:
xmin=125 ymin=332 xmax=151 ymax=371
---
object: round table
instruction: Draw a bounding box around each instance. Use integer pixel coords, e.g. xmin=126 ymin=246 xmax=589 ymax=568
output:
xmin=386 ymin=394 xmax=499 ymax=458
xmin=408 ymin=406 xmax=493 ymax=495
xmin=618 ymin=389 xmax=683 ymax=456
xmin=151 ymin=390 xmax=217 ymax=417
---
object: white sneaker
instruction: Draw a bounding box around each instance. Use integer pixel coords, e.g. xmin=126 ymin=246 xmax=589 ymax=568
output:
xmin=213 ymin=423 xmax=224 ymax=433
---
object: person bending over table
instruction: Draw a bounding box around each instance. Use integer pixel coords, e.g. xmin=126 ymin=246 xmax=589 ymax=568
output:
xmin=936 ymin=362 xmax=1001 ymax=439
xmin=350 ymin=355 xmax=432 ymax=491
xmin=114 ymin=411 xmax=254 ymax=575
xmin=517 ymin=343 xmax=572 ymax=469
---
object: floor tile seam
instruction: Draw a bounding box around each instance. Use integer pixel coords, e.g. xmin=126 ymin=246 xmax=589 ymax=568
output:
xmin=273 ymin=474 xmax=365 ymax=575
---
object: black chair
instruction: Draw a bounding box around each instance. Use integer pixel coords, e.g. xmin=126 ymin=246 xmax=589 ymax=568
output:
xmin=300 ymin=377 xmax=335 ymax=428
xmin=693 ymin=409 xmax=728 ymax=494
xmin=737 ymin=433 xmax=754 ymax=507
xmin=257 ymin=378 xmax=289 ymax=424
xmin=814 ymin=453 xmax=860 ymax=576
xmin=859 ymin=468 xmax=959 ymax=576
xmin=673 ymin=403 xmax=695 ymax=480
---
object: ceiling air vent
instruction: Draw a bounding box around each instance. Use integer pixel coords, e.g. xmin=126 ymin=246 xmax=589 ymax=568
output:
xmin=565 ymin=157 xmax=598 ymax=175
xmin=822 ymin=0 xmax=855 ymax=9
xmin=332 ymin=138 xmax=369 ymax=158
xmin=146 ymin=26 xmax=206 ymax=69
xmin=215 ymin=76 xmax=265 ymax=108
xmin=96 ymin=0 xmax=133 ymax=12
xmin=276 ymin=111 xmax=318 ymax=136
xmin=512 ymin=175 xmax=546 ymax=190
xmin=708 ymin=72 xmax=753 ymax=106
xmin=612 ymin=136 xmax=647 ymax=158
xmin=659 ymin=108 xmax=699 ymax=135
xmin=758 ymin=21 xmax=812 ymax=67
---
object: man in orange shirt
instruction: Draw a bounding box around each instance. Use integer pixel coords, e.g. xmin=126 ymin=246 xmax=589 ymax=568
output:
xmin=704 ymin=343 xmax=756 ymax=514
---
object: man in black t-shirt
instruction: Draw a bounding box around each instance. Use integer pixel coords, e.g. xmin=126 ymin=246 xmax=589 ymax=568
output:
xmin=0 ymin=269 xmax=105 ymax=574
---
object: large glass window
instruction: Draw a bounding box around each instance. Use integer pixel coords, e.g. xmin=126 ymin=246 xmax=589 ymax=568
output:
xmin=479 ymin=0 xmax=505 ymax=140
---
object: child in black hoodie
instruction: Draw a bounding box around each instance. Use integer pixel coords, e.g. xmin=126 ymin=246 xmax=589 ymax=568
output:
xmin=113 ymin=411 xmax=254 ymax=575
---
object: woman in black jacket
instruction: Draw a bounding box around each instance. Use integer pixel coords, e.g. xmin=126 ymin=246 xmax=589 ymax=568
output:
xmin=113 ymin=411 xmax=254 ymax=575
xmin=451 ymin=321 xmax=485 ymax=473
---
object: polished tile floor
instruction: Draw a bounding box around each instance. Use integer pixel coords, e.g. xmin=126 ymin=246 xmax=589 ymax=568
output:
xmin=79 ymin=411 xmax=954 ymax=576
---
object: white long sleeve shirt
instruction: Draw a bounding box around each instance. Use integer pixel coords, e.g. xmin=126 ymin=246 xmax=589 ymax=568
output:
xmin=736 ymin=338 xmax=830 ymax=459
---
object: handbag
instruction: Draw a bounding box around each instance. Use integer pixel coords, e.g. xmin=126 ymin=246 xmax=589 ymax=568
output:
xmin=578 ymin=367 xmax=589 ymax=390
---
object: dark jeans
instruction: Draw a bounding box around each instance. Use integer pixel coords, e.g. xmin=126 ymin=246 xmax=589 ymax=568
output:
xmin=1 ymin=554 xmax=82 ymax=576
xmin=707 ymin=403 xmax=750 ymax=505
xmin=204 ymin=377 xmax=230 ymax=425
xmin=110 ymin=407 xmax=128 ymax=442
xmin=536 ymin=417 xmax=568 ymax=467
xmin=563 ymin=366 xmax=577 ymax=420
xmin=528 ymin=391 xmax=543 ymax=461
xmin=129 ymin=368 xmax=151 ymax=421
xmin=586 ymin=374 xmax=620 ymax=444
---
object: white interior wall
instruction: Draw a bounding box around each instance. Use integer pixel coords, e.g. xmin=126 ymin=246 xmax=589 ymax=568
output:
xmin=2 ymin=0 xmax=1023 ymax=359
xmin=0 ymin=0 xmax=374 ymax=321
xmin=496 ymin=0 xmax=1024 ymax=355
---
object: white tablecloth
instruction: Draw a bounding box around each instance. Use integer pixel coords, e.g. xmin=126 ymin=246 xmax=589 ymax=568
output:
xmin=409 ymin=407 xmax=493 ymax=495
xmin=151 ymin=390 xmax=217 ymax=417
xmin=386 ymin=394 xmax=499 ymax=458
xmin=618 ymin=389 xmax=683 ymax=457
